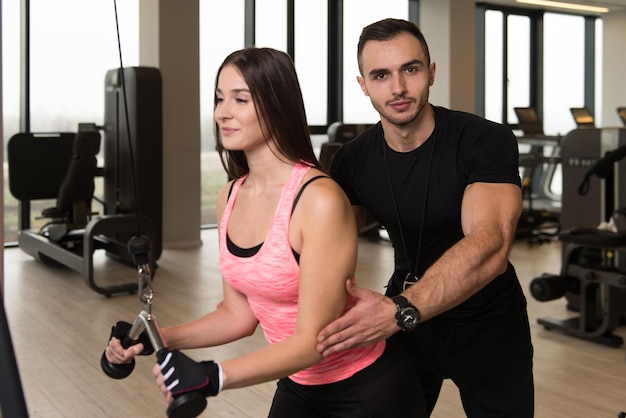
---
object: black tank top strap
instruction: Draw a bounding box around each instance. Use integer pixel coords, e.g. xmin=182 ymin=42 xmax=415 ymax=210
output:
xmin=291 ymin=175 xmax=329 ymax=215
xmin=227 ymin=174 xmax=328 ymax=261
xmin=227 ymin=179 xmax=237 ymax=199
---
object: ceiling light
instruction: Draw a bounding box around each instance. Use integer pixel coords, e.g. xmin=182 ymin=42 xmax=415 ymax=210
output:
xmin=516 ymin=0 xmax=609 ymax=13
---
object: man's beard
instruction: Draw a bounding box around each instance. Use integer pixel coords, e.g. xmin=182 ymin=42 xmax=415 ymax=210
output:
xmin=371 ymin=97 xmax=422 ymax=127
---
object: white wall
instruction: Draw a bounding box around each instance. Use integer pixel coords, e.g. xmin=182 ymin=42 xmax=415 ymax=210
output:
xmin=1 ymin=0 xmax=4 ymax=296
xmin=420 ymin=0 xmax=476 ymax=113
xmin=140 ymin=0 xmax=202 ymax=249
xmin=601 ymin=9 xmax=626 ymax=128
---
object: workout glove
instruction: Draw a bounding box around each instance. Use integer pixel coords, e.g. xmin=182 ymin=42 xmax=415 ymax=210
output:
xmin=159 ymin=351 xmax=223 ymax=398
xmin=110 ymin=320 xmax=154 ymax=355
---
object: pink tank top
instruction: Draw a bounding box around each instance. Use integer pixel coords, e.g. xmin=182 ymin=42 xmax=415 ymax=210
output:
xmin=219 ymin=163 xmax=385 ymax=385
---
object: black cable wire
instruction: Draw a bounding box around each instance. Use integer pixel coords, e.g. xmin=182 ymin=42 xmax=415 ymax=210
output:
xmin=578 ymin=145 xmax=626 ymax=196
xmin=113 ymin=0 xmax=142 ymax=235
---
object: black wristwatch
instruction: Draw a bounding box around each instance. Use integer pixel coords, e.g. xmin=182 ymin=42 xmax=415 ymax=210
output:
xmin=391 ymin=295 xmax=420 ymax=331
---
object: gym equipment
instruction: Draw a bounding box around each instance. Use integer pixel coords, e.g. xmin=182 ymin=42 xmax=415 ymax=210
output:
xmin=516 ymin=147 xmax=561 ymax=244
xmin=514 ymin=106 xmax=546 ymax=136
xmin=530 ymin=227 xmax=626 ymax=347
xmin=320 ymin=122 xmax=382 ymax=240
xmin=529 ymin=128 xmax=626 ymax=347
xmin=321 ymin=122 xmax=372 ymax=171
xmin=0 ymin=297 xmax=29 ymax=418
xmin=103 ymin=66 xmax=163 ymax=261
xmin=570 ymin=107 xmax=595 ymax=128
xmin=100 ymin=236 xmax=208 ymax=418
xmin=513 ymin=107 xmax=562 ymax=243
xmin=7 ymin=66 xmax=162 ymax=297
xmin=319 ymin=142 xmax=342 ymax=172
xmin=36 ymin=126 xmax=102 ymax=241
xmin=618 ymin=107 xmax=626 ymax=126
xmin=8 ymin=131 xmax=77 ymax=231
xmin=326 ymin=121 xmax=372 ymax=144
xmin=100 ymin=5 xmax=207 ymax=415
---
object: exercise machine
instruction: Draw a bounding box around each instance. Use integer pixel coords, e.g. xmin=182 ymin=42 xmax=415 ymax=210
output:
xmin=529 ymin=128 xmax=626 ymax=347
xmin=513 ymin=107 xmax=562 ymax=243
xmin=320 ymin=122 xmax=382 ymax=240
xmin=570 ymin=107 xmax=596 ymax=128
xmin=618 ymin=107 xmax=626 ymax=126
xmin=100 ymin=236 xmax=207 ymax=418
xmin=320 ymin=122 xmax=372 ymax=171
xmin=7 ymin=67 xmax=162 ymax=297
xmin=99 ymin=6 xmax=204 ymax=415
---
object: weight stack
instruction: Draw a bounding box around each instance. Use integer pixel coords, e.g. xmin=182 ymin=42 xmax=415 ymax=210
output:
xmin=103 ymin=66 xmax=163 ymax=261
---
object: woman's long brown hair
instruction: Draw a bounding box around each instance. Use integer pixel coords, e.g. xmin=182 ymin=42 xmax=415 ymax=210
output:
xmin=214 ymin=47 xmax=320 ymax=180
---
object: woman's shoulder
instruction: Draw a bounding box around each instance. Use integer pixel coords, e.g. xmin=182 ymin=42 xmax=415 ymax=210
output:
xmin=298 ymin=169 xmax=337 ymax=197
xmin=291 ymin=167 xmax=357 ymax=243
xmin=297 ymin=169 xmax=351 ymax=211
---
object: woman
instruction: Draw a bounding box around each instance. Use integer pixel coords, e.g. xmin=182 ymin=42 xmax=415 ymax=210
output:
xmin=106 ymin=47 xmax=424 ymax=417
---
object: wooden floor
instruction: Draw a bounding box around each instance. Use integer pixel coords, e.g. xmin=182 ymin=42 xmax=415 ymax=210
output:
xmin=3 ymin=229 xmax=626 ymax=417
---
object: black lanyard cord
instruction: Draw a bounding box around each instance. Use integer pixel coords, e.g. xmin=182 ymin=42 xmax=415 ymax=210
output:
xmin=382 ymin=126 xmax=437 ymax=286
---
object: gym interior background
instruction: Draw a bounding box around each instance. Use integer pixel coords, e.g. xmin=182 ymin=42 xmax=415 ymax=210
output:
xmin=3 ymin=0 xmax=626 ymax=250
xmin=2 ymin=0 xmax=626 ymax=416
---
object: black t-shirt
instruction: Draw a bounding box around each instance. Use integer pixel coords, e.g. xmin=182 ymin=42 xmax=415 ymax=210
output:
xmin=330 ymin=106 xmax=525 ymax=321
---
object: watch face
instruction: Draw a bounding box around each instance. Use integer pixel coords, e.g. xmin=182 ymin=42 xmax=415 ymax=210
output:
xmin=392 ymin=295 xmax=419 ymax=331
xmin=400 ymin=307 xmax=419 ymax=329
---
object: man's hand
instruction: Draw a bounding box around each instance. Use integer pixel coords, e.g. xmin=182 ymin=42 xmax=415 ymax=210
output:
xmin=316 ymin=279 xmax=398 ymax=357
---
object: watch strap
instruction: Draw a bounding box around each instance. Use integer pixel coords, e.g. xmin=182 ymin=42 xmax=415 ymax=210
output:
xmin=391 ymin=295 xmax=420 ymax=331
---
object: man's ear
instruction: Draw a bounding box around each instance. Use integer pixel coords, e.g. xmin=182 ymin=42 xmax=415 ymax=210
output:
xmin=429 ymin=62 xmax=436 ymax=87
xmin=356 ymin=76 xmax=369 ymax=96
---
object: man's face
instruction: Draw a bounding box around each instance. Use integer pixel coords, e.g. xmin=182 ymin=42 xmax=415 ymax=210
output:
xmin=357 ymin=32 xmax=435 ymax=127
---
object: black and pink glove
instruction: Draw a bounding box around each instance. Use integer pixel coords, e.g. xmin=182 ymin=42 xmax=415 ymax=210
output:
xmin=159 ymin=351 xmax=223 ymax=398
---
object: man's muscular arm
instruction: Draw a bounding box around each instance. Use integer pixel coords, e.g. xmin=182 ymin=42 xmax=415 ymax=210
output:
xmin=316 ymin=182 xmax=522 ymax=356
xmin=403 ymin=182 xmax=521 ymax=321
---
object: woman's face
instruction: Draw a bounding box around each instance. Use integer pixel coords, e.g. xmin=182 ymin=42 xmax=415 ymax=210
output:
xmin=215 ymin=65 xmax=266 ymax=152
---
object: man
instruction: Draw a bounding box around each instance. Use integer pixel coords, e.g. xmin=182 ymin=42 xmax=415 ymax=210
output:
xmin=316 ymin=18 xmax=534 ymax=417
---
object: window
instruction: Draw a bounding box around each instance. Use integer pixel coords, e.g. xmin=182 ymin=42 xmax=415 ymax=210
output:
xmin=506 ymin=15 xmax=531 ymax=125
xmin=342 ymin=0 xmax=408 ymax=124
xmin=2 ymin=0 xmax=139 ymax=242
xmin=543 ymin=13 xmax=585 ymax=136
xmin=29 ymin=1 xmax=139 ymax=132
xmin=255 ymin=0 xmax=287 ymax=50
xmin=484 ymin=10 xmax=504 ymax=123
xmin=295 ymin=1 xmax=328 ymax=127
xmin=483 ymin=9 xmax=533 ymax=127
xmin=199 ymin=1 xmax=330 ymax=226
xmin=2 ymin=1 xmax=19 ymax=145
xmin=199 ymin=0 xmax=245 ymax=226
xmin=544 ymin=13 xmax=587 ymax=197
xmin=2 ymin=1 xmax=20 ymax=243
xmin=480 ymin=6 xmax=601 ymax=201
xmin=595 ymin=19 xmax=603 ymax=126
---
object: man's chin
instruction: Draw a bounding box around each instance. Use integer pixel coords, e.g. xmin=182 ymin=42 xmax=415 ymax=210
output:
xmin=385 ymin=114 xmax=418 ymax=127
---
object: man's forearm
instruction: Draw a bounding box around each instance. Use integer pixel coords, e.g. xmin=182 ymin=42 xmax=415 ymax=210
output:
xmin=403 ymin=232 xmax=510 ymax=322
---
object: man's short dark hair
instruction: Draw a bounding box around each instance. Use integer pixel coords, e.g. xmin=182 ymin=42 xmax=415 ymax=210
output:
xmin=357 ymin=18 xmax=431 ymax=74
